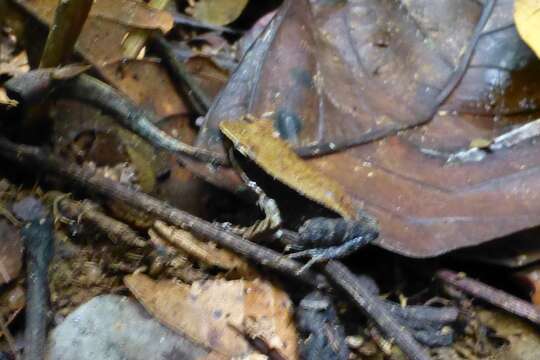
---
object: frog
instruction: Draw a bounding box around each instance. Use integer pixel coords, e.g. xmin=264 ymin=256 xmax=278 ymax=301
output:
xmin=218 ymin=116 xmax=379 ymax=273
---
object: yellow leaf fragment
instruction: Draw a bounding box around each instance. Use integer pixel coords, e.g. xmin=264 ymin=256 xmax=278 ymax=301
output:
xmin=469 ymin=138 xmax=492 ymax=149
xmin=515 ymin=0 xmax=540 ymax=58
xmin=188 ymin=0 xmax=249 ymax=26
xmin=220 ymin=118 xmax=359 ymax=219
xmin=125 ymin=274 xmax=298 ymax=359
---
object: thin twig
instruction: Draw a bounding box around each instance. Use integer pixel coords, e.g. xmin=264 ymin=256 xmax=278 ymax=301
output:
xmin=22 ymin=216 xmax=54 ymax=360
xmin=39 ymin=0 xmax=93 ymax=68
xmin=0 ymin=202 xmax=21 ymax=226
xmin=5 ymin=71 xmax=227 ymax=165
xmin=57 ymin=196 xmax=147 ymax=247
xmin=355 ymin=273 xmax=457 ymax=347
xmin=323 ymin=261 xmax=432 ymax=360
xmin=437 ymin=269 xmax=540 ymax=325
xmin=150 ymin=35 xmax=212 ymax=115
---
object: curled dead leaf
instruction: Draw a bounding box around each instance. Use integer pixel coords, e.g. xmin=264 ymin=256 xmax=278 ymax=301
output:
xmin=125 ymin=274 xmax=298 ymax=359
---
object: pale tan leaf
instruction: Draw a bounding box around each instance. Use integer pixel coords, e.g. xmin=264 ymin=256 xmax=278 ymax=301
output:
xmin=125 ymin=274 xmax=298 ymax=359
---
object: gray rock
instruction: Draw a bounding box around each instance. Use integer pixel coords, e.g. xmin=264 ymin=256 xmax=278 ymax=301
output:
xmin=47 ymin=295 xmax=208 ymax=360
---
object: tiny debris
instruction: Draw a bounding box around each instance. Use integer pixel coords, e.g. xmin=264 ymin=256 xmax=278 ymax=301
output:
xmin=0 ymin=220 xmax=23 ymax=285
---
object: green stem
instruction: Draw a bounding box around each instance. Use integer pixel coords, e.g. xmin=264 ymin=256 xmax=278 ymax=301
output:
xmin=122 ymin=0 xmax=170 ymax=59
xmin=39 ymin=0 xmax=93 ymax=68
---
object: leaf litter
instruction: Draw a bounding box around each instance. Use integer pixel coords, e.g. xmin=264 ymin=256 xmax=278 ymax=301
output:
xmin=0 ymin=0 xmax=540 ymax=359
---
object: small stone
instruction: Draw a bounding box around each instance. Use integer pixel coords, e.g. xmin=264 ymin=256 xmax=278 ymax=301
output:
xmin=47 ymin=295 xmax=209 ymax=360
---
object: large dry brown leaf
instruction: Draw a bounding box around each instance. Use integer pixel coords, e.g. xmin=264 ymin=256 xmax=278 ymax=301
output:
xmin=125 ymin=274 xmax=298 ymax=359
xmin=102 ymin=59 xmax=191 ymax=118
xmin=192 ymin=0 xmax=540 ymax=257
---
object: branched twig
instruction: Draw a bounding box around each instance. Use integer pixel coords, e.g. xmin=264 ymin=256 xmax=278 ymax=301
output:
xmin=56 ymin=196 xmax=147 ymax=247
xmin=355 ymin=273 xmax=457 ymax=347
xmin=437 ymin=269 xmax=540 ymax=325
xmin=323 ymin=261 xmax=432 ymax=360
xmin=5 ymin=71 xmax=227 ymax=165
